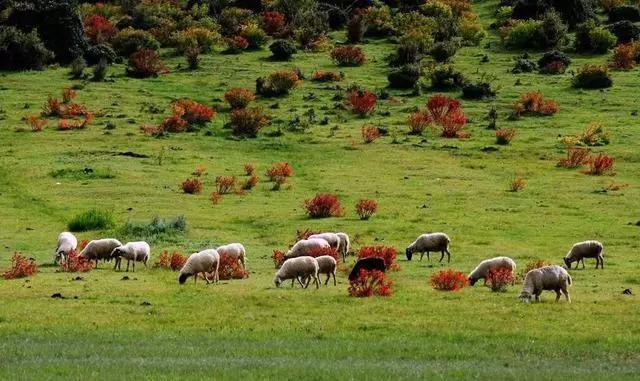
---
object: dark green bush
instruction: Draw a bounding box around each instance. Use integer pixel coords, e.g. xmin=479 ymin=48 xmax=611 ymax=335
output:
xmin=608 ymin=20 xmax=640 ymax=43
xmin=538 ymin=10 xmax=567 ymax=49
xmin=538 ymin=50 xmax=571 ymax=74
xmin=573 ymin=64 xmax=613 ymax=89
xmin=269 ymin=39 xmax=297 ymax=60
xmin=118 ymin=216 xmax=187 ymax=243
xmin=0 ymin=27 xmax=53 ymax=70
xmin=609 ymin=5 xmax=640 ymax=23
xmin=574 ymin=20 xmax=617 ymax=54
xmin=112 ymin=28 xmax=160 ymax=57
xmin=387 ymin=64 xmax=421 ymax=88
xmin=68 ymin=209 xmax=115 ymax=232
xmin=430 ymin=40 xmax=460 ymax=63
xmin=85 ymin=43 xmax=117 ymax=65
xmin=429 ymin=65 xmax=465 ymax=89
xmin=512 ymin=58 xmax=537 ymax=73
xmin=389 ymin=42 xmax=421 ymax=67
xmin=462 ymin=82 xmax=496 ymax=100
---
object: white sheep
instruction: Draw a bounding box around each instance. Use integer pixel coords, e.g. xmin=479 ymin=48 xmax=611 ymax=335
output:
xmin=178 ymin=249 xmax=220 ymax=285
xmin=216 ymin=243 xmax=247 ymax=270
xmin=312 ymin=255 xmax=337 ymax=286
xmin=564 ymin=240 xmax=604 ymax=269
xmin=273 ymin=256 xmax=319 ymax=289
xmin=519 ymin=265 xmax=572 ymax=303
xmin=110 ymin=241 xmax=151 ymax=272
xmin=468 ymin=256 xmax=517 ymax=286
xmin=308 ymin=233 xmax=341 ymax=250
xmin=54 ymin=232 xmax=77 ymax=265
xmin=79 ymin=238 xmax=122 ymax=268
xmin=336 ymin=232 xmax=350 ymax=261
xmin=285 ymin=238 xmax=330 ymax=259
xmin=405 ymin=232 xmax=452 ymax=262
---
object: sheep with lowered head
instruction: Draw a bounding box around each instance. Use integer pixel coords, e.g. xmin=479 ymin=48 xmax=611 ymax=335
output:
xmin=468 ymin=256 xmax=517 ymax=286
xmin=285 ymin=238 xmax=330 ymax=259
xmin=519 ymin=265 xmax=572 ymax=303
xmin=348 ymin=257 xmax=386 ymax=282
xmin=179 ymin=249 xmax=220 ymax=285
xmin=336 ymin=232 xmax=350 ymax=261
xmin=564 ymin=240 xmax=604 ymax=269
xmin=217 ymin=243 xmax=247 ymax=270
xmin=54 ymin=232 xmax=77 ymax=265
xmin=274 ymin=256 xmax=320 ymax=289
xmin=110 ymin=241 xmax=150 ymax=272
xmin=405 ymin=233 xmax=452 ymax=262
xmin=79 ymin=238 xmax=122 ymax=268
xmin=308 ymin=233 xmax=340 ymax=249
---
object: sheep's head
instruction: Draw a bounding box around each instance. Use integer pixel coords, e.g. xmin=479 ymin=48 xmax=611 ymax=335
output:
xmin=563 ymin=257 xmax=572 ymax=268
xmin=468 ymin=277 xmax=477 ymax=286
xmin=110 ymin=247 xmax=123 ymax=259
xmin=178 ymin=272 xmax=190 ymax=284
xmin=405 ymin=247 xmax=413 ymax=261
xmin=519 ymin=291 xmax=532 ymax=303
xmin=54 ymin=250 xmax=64 ymax=264
xmin=274 ymin=276 xmax=282 ymax=288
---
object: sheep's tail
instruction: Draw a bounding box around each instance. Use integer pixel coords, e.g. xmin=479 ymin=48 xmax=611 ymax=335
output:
xmin=178 ymin=273 xmax=190 ymax=284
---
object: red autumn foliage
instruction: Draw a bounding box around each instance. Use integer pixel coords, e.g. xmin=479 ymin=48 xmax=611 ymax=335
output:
xmin=311 ymin=70 xmax=343 ymax=82
xmin=209 ymin=192 xmax=223 ymax=204
xmin=512 ymin=91 xmax=558 ymax=117
xmin=510 ymin=176 xmax=526 ymax=192
xmin=430 ymin=269 xmax=467 ymax=291
xmin=226 ymin=35 xmax=249 ymax=52
xmin=330 ymin=45 xmax=366 ymax=66
xmin=407 ymin=111 xmax=432 ymax=135
xmin=486 ymin=268 xmax=515 ymax=292
xmin=355 ymin=198 xmax=378 ymax=220
xmin=610 ymin=43 xmax=640 ymax=70
xmin=428 ymin=94 xmax=461 ymax=123
xmin=2 ymin=253 xmax=37 ymax=279
xmin=155 ymin=250 xmax=187 ymax=271
xmin=423 ymin=95 xmax=469 ymax=138
xmin=42 ymin=96 xmax=62 ymax=117
xmin=584 ymin=153 xmax=615 ymax=175
xmin=217 ymin=253 xmax=248 ymax=280
xmin=495 ymin=128 xmax=516 ymax=145
xmin=241 ymin=175 xmax=259 ymax=190
xmin=126 ymin=49 xmax=169 ymax=78
xmin=361 ymin=125 xmax=380 ymax=143
xmin=162 ymin=115 xmax=188 ymax=132
xmin=266 ymin=162 xmax=293 ymax=180
xmin=57 ymin=113 xmax=94 ymax=130
xmin=244 ymin=162 xmax=255 ymax=175
xmin=84 ymin=15 xmax=117 ymax=43
xmin=193 ymin=164 xmax=206 ymax=177
xmin=557 ymin=147 xmax=591 ymax=168
xmin=25 ymin=115 xmax=47 ymax=132
xmin=59 ymin=249 xmax=93 ymax=273
xmin=181 ymin=177 xmax=203 ymax=194
xmin=272 ymin=249 xmax=285 ymax=268
xmin=62 ymin=88 xmax=77 ymax=104
xmin=172 ymin=99 xmax=215 ymax=124
xmin=357 ymin=245 xmax=398 ymax=270
xmin=215 ymin=176 xmax=236 ymax=194
xmin=229 ymin=107 xmax=269 ymax=137
xmin=348 ymin=269 xmax=393 ymax=297
xmin=347 ymin=90 xmax=377 ymax=116
xmin=224 ymin=88 xmax=256 ymax=109
xmin=303 ymin=193 xmax=344 ymax=218
xmin=261 ymin=11 xmax=286 ymax=35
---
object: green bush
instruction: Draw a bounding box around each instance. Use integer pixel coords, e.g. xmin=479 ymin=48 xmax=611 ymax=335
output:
xmin=0 ymin=27 xmax=53 ymax=70
xmin=68 ymin=209 xmax=115 ymax=232
xmin=430 ymin=39 xmax=460 ymax=63
xmin=241 ymin=23 xmax=268 ymax=49
xmin=387 ymin=64 xmax=421 ymax=88
xmin=269 ymin=39 xmax=297 ymax=60
xmin=573 ymin=64 xmax=613 ymax=89
xmin=504 ymin=20 xmax=543 ymax=49
xmin=118 ymin=216 xmax=187 ymax=243
xmin=112 ymin=28 xmax=160 ymax=57
xmin=429 ymin=65 xmax=465 ymax=89
xmin=538 ymin=10 xmax=568 ymax=49
xmin=171 ymin=27 xmax=219 ymax=54
xmin=588 ymin=28 xmax=617 ymax=54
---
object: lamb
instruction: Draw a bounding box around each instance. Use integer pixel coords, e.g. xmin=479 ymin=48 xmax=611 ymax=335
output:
xmin=54 ymin=232 xmax=77 ymax=265
xmin=348 ymin=257 xmax=386 ymax=281
xmin=314 ymin=255 xmax=337 ymax=286
xmin=468 ymin=256 xmax=517 ymax=286
xmin=79 ymin=238 xmax=122 ymax=268
xmin=178 ymin=249 xmax=220 ymax=285
xmin=336 ymin=232 xmax=350 ymax=262
xmin=564 ymin=240 xmax=604 ymax=269
xmin=519 ymin=265 xmax=572 ymax=303
xmin=285 ymin=238 xmax=330 ymax=259
xmin=216 ymin=243 xmax=247 ymax=270
xmin=110 ymin=241 xmax=150 ymax=272
xmin=273 ymin=256 xmax=320 ymax=289
xmin=405 ymin=232 xmax=452 ymax=262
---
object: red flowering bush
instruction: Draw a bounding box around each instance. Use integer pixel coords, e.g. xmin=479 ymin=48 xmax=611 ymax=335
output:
xmin=84 ymin=15 xmax=117 ymax=43
xmin=230 ymin=107 xmax=269 ymax=137
xmin=311 ymin=70 xmax=343 ymax=82
xmin=210 ymin=192 xmax=223 ymax=204
xmin=225 ymin=36 xmax=249 ymax=53
xmin=303 ymin=193 xmax=344 ymax=218
xmin=272 ymin=249 xmax=285 ymax=268
xmin=357 ymin=245 xmax=398 ymax=270
xmin=172 ymin=99 xmax=215 ymax=124
xmin=355 ymin=199 xmax=378 ymax=220
xmin=361 ymin=125 xmax=380 ymax=143
xmin=2 ymin=253 xmax=37 ymax=279
xmin=241 ymin=175 xmax=259 ymax=190
xmin=430 ymin=269 xmax=467 ymax=291
xmin=42 ymin=96 xmax=62 ymax=117
xmin=266 ymin=162 xmax=293 ymax=180
xmin=224 ymin=88 xmax=255 ymax=109
xmin=215 ymin=176 xmax=236 ymax=194
xmin=162 ymin=115 xmax=188 ymax=132
xmin=155 ymin=250 xmax=187 ymax=271
xmin=59 ymin=249 xmax=93 ymax=273
xmin=126 ymin=49 xmax=169 ymax=78
xmin=557 ymin=147 xmax=591 ymax=168
xmin=584 ymin=153 xmax=615 ymax=175
xmin=25 ymin=115 xmax=47 ymax=132
xmin=62 ymin=88 xmax=76 ymax=104
xmin=495 ymin=128 xmax=516 ymax=145
xmin=261 ymin=11 xmax=285 ymax=35
xmin=486 ymin=268 xmax=515 ymax=292
xmin=347 ymin=90 xmax=377 ymax=116
xmin=407 ymin=111 xmax=432 ymax=135
xmin=330 ymin=46 xmax=366 ymax=66
xmin=512 ymin=91 xmax=558 ymax=117
xmin=181 ymin=177 xmax=203 ymax=194
xmin=218 ymin=253 xmax=248 ymax=280
xmin=348 ymin=269 xmax=393 ymax=297
xmin=424 ymin=95 xmax=469 ymax=138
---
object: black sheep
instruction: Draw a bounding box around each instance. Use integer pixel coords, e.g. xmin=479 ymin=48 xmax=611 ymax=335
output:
xmin=348 ymin=257 xmax=386 ymax=281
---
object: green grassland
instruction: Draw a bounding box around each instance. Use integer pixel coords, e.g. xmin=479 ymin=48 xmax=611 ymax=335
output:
xmin=1 ymin=1 xmax=640 ymax=379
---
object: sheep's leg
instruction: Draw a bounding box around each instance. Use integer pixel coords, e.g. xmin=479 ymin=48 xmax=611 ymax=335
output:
xmin=581 ymin=258 xmax=585 ymax=269
xmin=297 ymin=277 xmax=306 ymax=288
xmin=446 ymin=249 xmax=451 ymax=263
xmin=291 ymin=279 xmax=295 ymax=288
xmin=419 ymin=252 xmax=424 ymax=261
xmin=132 ymin=260 xmax=135 ymax=272
xmin=534 ymin=293 xmax=541 ymax=302
xmin=95 ymin=259 xmax=99 ymax=269
xmin=600 ymin=255 xmax=604 ymax=269
xmin=555 ymin=290 xmax=561 ymax=302
xmin=126 ymin=260 xmax=130 ymax=272
xmin=324 ymin=273 xmax=330 ymax=286
xmin=194 ymin=274 xmax=197 ymax=284
xmin=314 ymin=275 xmax=319 ymax=289
xmin=564 ymin=289 xmax=571 ymax=303
xmin=332 ymin=271 xmax=336 ymax=286
xmin=438 ymin=251 xmax=445 ymax=263
xmin=143 ymin=259 xmax=148 ymax=268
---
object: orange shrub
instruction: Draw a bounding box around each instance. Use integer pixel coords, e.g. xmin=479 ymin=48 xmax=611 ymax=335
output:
xmin=361 ymin=125 xmax=380 ymax=143
xmin=62 ymin=87 xmax=77 ymax=103
xmin=347 ymin=90 xmax=377 ymax=116
xmin=557 ymin=147 xmax=591 ymax=168
xmin=272 ymin=249 xmax=285 ymax=268
xmin=311 ymin=70 xmax=343 ymax=82
xmin=25 ymin=115 xmax=47 ymax=132
xmin=584 ymin=153 xmax=615 ymax=175
xmin=513 ymin=91 xmax=558 ymax=117
xmin=59 ymin=250 xmax=93 ymax=272
xmin=407 ymin=111 xmax=432 ymax=135
xmin=355 ymin=199 xmax=378 ymax=220
xmin=261 ymin=11 xmax=285 ymax=35
xmin=330 ymin=46 xmax=366 ymax=66
xmin=126 ymin=49 xmax=169 ymax=78
xmin=430 ymin=269 xmax=467 ymax=291
xmin=610 ymin=43 xmax=640 ymax=70
xmin=224 ymin=88 xmax=256 ymax=109
xmin=155 ymin=250 xmax=187 ymax=271
xmin=2 ymin=253 xmax=37 ymax=279
xmin=181 ymin=177 xmax=203 ymax=194
xmin=244 ymin=162 xmax=255 ymax=175
xmin=209 ymin=192 xmax=223 ymax=204
xmin=217 ymin=253 xmax=248 ymax=280
xmin=510 ymin=176 xmax=526 ymax=192
xmin=303 ymin=193 xmax=344 ymax=218
xmin=266 ymin=162 xmax=293 ymax=180
xmin=495 ymin=128 xmax=516 ymax=145
xmin=230 ymin=107 xmax=269 ymax=137
xmin=215 ymin=176 xmax=236 ymax=194
xmin=242 ymin=175 xmax=259 ymax=190
xmin=172 ymin=99 xmax=215 ymax=124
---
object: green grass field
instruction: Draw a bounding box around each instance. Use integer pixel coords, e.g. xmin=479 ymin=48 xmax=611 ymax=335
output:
xmin=1 ymin=1 xmax=640 ymax=379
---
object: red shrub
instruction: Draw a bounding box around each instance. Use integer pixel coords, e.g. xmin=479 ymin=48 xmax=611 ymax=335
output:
xmin=217 ymin=253 xmax=248 ymax=280
xmin=172 ymin=99 xmax=215 ymax=124
xmin=78 ymin=240 xmax=89 ymax=251
xmin=430 ymin=269 xmax=467 ymax=291
xmin=486 ymin=268 xmax=515 ymax=292
xmin=407 ymin=111 xmax=432 ymax=135
xmin=84 ymin=15 xmax=117 ymax=43
xmin=303 ymin=193 xmax=344 ymax=218
xmin=126 ymin=49 xmax=168 ymax=78
xmin=25 ymin=115 xmax=47 ymax=132
xmin=242 ymin=175 xmax=259 ymax=190
xmin=311 ymin=70 xmax=343 ymax=82
xmin=224 ymin=88 xmax=256 ymax=109
xmin=181 ymin=177 xmax=203 ymax=194
xmin=513 ymin=92 xmax=558 ymax=117
xmin=417 ymin=95 xmax=468 ymax=138
xmin=307 ymin=246 xmax=340 ymax=262
xmin=59 ymin=249 xmax=93 ymax=273
xmin=355 ymin=199 xmax=378 ymax=220
xmin=557 ymin=147 xmax=591 ymax=168
xmin=330 ymin=46 xmax=366 ymax=66
xmin=261 ymin=11 xmax=285 ymax=35
xmin=495 ymin=128 xmax=516 ymax=145
xmin=361 ymin=125 xmax=380 ymax=143
xmin=62 ymin=88 xmax=77 ymax=104
xmin=266 ymin=162 xmax=293 ymax=180
xmin=427 ymin=95 xmax=461 ymax=123
xmin=510 ymin=176 xmax=526 ymax=192
xmin=229 ymin=107 xmax=269 ymax=137
xmin=357 ymin=245 xmax=398 ymax=270
xmin=155 ymin=250 xmax=187 ymax=271
xmin=226 ymin=36 xmax=249 ymax=52
xmin=2 ymin=253 xmax=37 ymax=279
xmin=162 ymin=115 xmax=188 ymax=132
xmin=347 ymin=90 xmax=377 ymax=116
xmin=57 ymin=113 xmax=94 ymax=130
xmin=440 ymin=108 xmax=469 ymax=139
xmin=244 ymin=162 xmax=255 ymax=175
xmin=584 ymin=153 xmax=615 ymax=175
xmin=193 ymin=164 xmax=206 ymax=177
xmin=610 ymin=43 xmax=640 ymax=70
xmin=348 ymin=269 xmax=393 ymax=297
xmin=42 ymin=96 xmax=62 ymax=117
xmin=215 ymin=175 xmax=236 ymax=194
xmin=272 ymin=249 xmax=285 ymax=268
xmin=210 ymin=192 xmax=223 ymax=204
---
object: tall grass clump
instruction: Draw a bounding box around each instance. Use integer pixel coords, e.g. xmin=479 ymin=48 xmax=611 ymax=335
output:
xmin=119 ymin=216 xmax=186 ymax=243
xmin=68 ymin=209 xmax=114 ymax=232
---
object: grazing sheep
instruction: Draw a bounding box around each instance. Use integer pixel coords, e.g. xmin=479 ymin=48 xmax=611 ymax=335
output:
xmin=308 ymin=233 xmax=341 ymax=250
xmin=468 ymin=256 xmax=517 ymax=286
xmin=519 ymin=265 xmax=572 ymax=303
xmin=217 ymin=243 xmax=247 ymax=270
xmin=273 ymin=256 xmax=319 ymax=289
xmin=348 ymin=257 xmax=386 ymax=281
xmin=79 ymin=238 xmax=122 ymax=268
xmin=110 ymin=241 xmax=150 ymax=272
xmin=179 ymin=249 xmax=220 ymax=285
xmin=314 ymin=255 xmax=337 ymax=286
xmin=405 ymin=233 xmax=452 ymax=262
xmin=285 ymin=238 xmax=330 ymax=259
xmin=54 ymin=232 xmax=77 ymax=265
xmin=564 ymin=240 xmax=604 ymax=269
xmin=336 ymin=232 xmax=350 ymax=262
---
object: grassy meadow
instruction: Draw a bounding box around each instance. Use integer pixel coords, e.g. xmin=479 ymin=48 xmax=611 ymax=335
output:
xmin=1 ymin=0 xmax=640 ymax=379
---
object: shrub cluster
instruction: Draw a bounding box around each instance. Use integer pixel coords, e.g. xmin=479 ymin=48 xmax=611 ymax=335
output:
xmin=361 ymin=125 xmax=380 ymax=144
xmin=224 ymin=88 xmax=256 ymax=109
xmin=512 ymin=92 xmax=558 ymax=117
xmin=2 ymin=253 xmax=37 ymax=280
xmin=59 ymin=250 xmax=93 ymax=272
xmin=68 ymin=209 xmax=114 ymax=232
xmin=0 ymin=27 xmax=53 ymax=70
xmin=430 ymin=269 xmax=467 ymax=291
xmin=486 ymin=268 xmax=515 ymax=292
xmin=408 ymin=95 xmax=468 ymax=138
xmin=303 ymin=193 xmax=344 ymax=218
xmin=348 ymin=270 xmax=393 ymax=297
xmin=155 ymin=251 xmax=187 ymax=271
xmin=330 ymin=46 xmax=366 ymax=66
xmin=218 ymin=254 xmax=248 ymax=280
xmin=256 ymin=69 xmax=301 ymax=97
xmin=181 ymin=178 xmax=203 ymax=194
xmin=229 ymin=107 xmax=269 ymax=137
xmin=573 ymin=64 xmax=613 ymax=89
